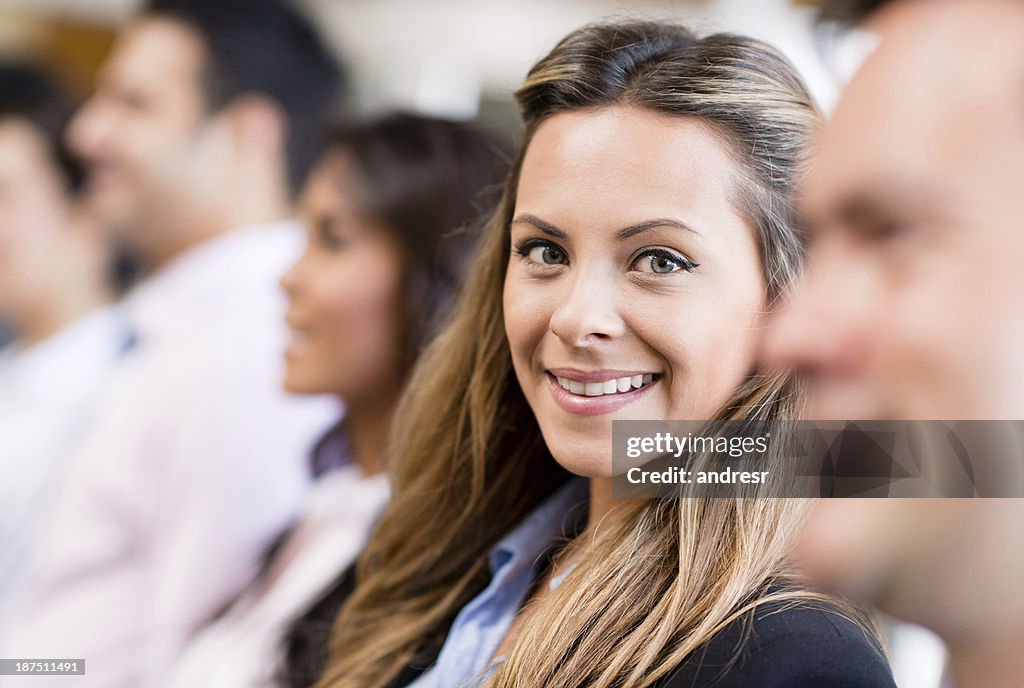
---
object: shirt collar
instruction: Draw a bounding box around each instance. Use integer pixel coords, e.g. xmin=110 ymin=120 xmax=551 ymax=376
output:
xmin=487 ymin=478 xmax=589 ymax=581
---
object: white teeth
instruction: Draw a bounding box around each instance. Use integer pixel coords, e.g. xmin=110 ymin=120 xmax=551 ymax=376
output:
xmin=556 ymin=373 xmax=658 ymax=397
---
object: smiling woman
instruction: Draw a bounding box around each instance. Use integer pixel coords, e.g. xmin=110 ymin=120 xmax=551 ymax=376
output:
xmin=310 ymin=20 xmax=897 ymax=688
xmin=505 ymin=109 xmax=767 ymax=474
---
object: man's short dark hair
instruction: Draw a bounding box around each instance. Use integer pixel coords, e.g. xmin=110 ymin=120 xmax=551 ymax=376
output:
xmin=144 ymin=0 xmax=345 ymax=195
xmin=818 ymin=0 xmax=892 ymax=25
xmin=0 ymin=63 xmax=83 ymax=193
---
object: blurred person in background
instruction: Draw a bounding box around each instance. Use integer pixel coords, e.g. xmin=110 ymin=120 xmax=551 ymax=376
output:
xmin=0 ymin=63 xmax=127 ymax=630
xmin=167 ymin=112 xmax=508 ymax=688
xmin=766 ymin=1 xmax=1024 ymax=687
xmin=0 ymin=0 xmax=343 ymax=685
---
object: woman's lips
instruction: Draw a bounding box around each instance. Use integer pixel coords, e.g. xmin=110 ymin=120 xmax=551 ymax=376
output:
xmin=545 ymin=371 xmax=660 ymax=416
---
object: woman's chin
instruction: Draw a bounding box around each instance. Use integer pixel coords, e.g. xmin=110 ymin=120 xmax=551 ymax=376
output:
xmin=549 ymin=449 xmax=614 ymax=479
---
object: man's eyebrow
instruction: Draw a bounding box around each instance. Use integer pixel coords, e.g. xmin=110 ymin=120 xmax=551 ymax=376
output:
xmin=811 ymin=174 xmax=942 ymax=233
xmin=835 ymin=193 xmax=887 ymax=225
xmin=511 ymin=214 xmax=701 ymax=240
xmin=511 ymin=214 xmax=566 ymax=238
xmin=799 ymin=190 xmax=890 ymax=237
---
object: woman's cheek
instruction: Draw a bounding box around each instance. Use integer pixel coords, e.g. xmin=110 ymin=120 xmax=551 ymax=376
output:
xmin=651 ymin=306 xmax=756 ymax=417
xmin=503 ymin=275 xmax=547 ymax=355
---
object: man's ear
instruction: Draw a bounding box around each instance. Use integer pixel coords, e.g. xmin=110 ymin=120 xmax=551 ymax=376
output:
xmin=223 ymin=94 xmax=288 ymax=157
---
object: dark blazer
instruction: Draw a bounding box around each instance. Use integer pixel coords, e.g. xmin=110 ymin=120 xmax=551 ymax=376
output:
xmin=284 ymin=568 xmax=895 ymax=688
xmin=283 ymin=565 xmax=355 ymax=687
xmin=284 ymin=565 xmax=465 ymax=688
xmin=657 ymin=600 xmax=895 ymax=687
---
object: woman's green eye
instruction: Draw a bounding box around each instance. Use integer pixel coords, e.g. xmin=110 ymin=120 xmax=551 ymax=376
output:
xmin=634 ymin=249 xmax=696 ymax=274
xmin=529 ymin=244 xmax=567 ymax=265
xmin=650 ymin=255 xmax=679 ymax=273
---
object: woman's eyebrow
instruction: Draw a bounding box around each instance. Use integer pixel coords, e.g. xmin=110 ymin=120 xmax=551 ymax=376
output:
xmin=512 ymin=214 xmax=701 ymax=239
xmin=511 ymin=214 xmax=566 ymax=238
xmin=617 ymin=218 xmax=701 ymax=239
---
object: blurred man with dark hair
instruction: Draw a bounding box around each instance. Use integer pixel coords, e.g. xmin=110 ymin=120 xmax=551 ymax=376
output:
xmin=66 ymin=0 xmax=345 ymax=266
xmin=767 ymin=1 xmax=1024 ymax=686
xmin=0 ymin=63 xmax=126 ymax=631
xmin=1 ymin=1 xmax=343 ymax=684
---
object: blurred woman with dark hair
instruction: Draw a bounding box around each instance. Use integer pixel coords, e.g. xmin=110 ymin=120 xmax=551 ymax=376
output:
xmin=167 ymin=112 xmax=507 ymax=687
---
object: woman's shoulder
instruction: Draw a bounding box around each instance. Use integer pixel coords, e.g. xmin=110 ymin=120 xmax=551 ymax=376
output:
xmin=659 ymin=598 xmax=897 ymax=688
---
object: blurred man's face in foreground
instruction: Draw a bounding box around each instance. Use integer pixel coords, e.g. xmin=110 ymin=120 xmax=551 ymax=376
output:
xmin=770 ymin=0 xmax=1024 ymax=422
xmin=766 ymin=0 xmax=1024 ymax=678
xmin=68 ymin=17 xmax=230 ymax=264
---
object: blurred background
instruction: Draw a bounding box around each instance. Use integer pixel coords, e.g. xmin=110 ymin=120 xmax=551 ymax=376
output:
xmin=0 ymin=0 xmax=849 ymax=351
xmin=0 ymin=0 xmax=942 ymax=685
xmin=0 ymin=0 xmax=843 ymax=125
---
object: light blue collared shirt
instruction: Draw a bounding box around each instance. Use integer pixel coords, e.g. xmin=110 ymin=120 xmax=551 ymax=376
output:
xmin=407 ymin=478 xmax=589 ymax=688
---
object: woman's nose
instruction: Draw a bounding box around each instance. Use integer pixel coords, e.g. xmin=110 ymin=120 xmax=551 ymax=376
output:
xmin=548 ymin=266 xmax=626 ymax=348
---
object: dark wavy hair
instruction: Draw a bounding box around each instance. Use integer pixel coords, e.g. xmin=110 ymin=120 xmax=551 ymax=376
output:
xmin=323 ymin=113 xmax=509 ymax=375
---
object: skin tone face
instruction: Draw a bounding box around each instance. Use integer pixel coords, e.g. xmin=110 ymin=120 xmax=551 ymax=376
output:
xmin=0 ymin=119 xmax=108 ymax=344
xmin=768 ymin=0 xmax=1024 ymax=422
xmin=67 ymin=17 xmax=234 ymax=266
xmin=503 ymin=106 xmax=766 ymax=492
xmin=765 ymin=2 xmax=1024 ymax=685
xmin=280 ymin=152 xmax=405 ymax=471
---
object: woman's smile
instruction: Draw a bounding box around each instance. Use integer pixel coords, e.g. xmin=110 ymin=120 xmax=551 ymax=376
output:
xmin=545 ymin=368 xmax=662 ymax=416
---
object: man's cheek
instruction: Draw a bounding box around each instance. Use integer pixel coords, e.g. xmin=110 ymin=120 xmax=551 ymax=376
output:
xmin=797 ymin=500 xmax=913 ymax=600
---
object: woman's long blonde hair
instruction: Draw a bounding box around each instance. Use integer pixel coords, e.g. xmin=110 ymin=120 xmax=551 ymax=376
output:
xmin=318 ymin=21 xmax=873 ymax=688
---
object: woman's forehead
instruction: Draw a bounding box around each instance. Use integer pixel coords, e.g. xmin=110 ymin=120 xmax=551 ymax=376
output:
xmin=514 ymin=107 xmax=746 ymax=243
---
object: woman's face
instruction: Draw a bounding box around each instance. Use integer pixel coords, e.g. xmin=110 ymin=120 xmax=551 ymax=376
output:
xmin=503 ymin=106 xmax=766 ymax=477
xmin=281 ymin=152 xmax=405 ymax=401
